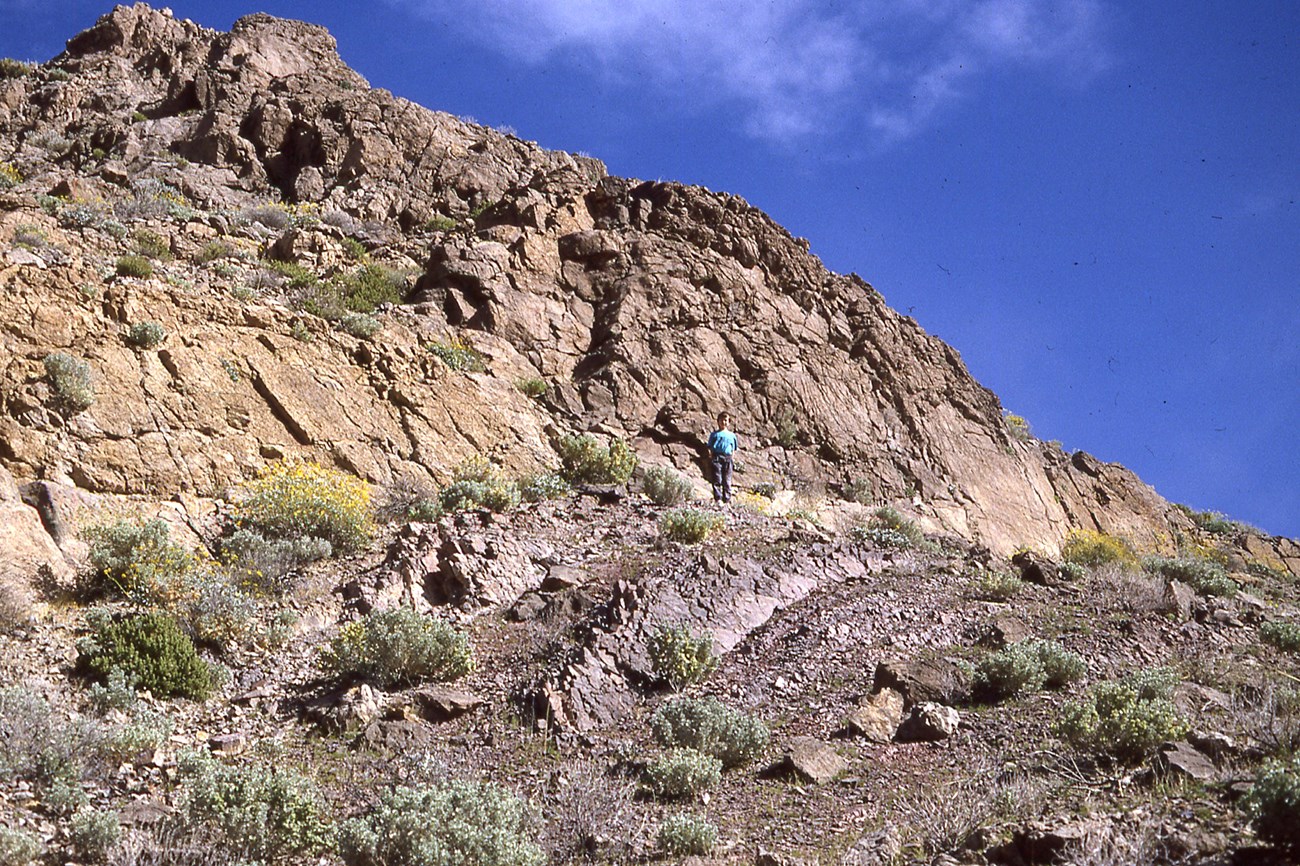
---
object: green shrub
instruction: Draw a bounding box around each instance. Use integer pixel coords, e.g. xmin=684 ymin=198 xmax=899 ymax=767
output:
xmin=341 ymin=237 xmax=367 ymax=260
xmin=339 ymin=312 xmax=381 ymax=339
xmin=1189 ymin=509 xmax=1247 ymax=537
xmin=131 ymin=228 xmax=171 ymax=260
xmin=519 ymin=472 xmax=570 ymax=502
xmin=234 ymin=461 xmax=373 ymax=551
xmin=263 ymin=258 xmax=318 ymax=290
xmin=0 ymin=58 xmax=34 ymax=78
xmin=0 ymin=826 xmax=42 ymax=866
xmin=181 ymin=569 xmax=258 ymax=653
xmin=78 ymin=612 xmax=214 ymax=700
xmin=115 ymin=255 xmax=153 ymax=278
xmin=642 ymin=466 xmax=693 ymax=506
xmin=321 ymin=606 xmax=473 ymax=689
xmin=70 ymin=808 xmax=121 ymax=862
xmin=556 ymin=434 xmax=637 ymax=485
xmin=1004 ymin=412 xmax=1033 ymax=441
xmin=1059 ymin=561 xmax=1087 ymax=582
xmin=195 ymin=240 xmax=234 ymax=264
xmin=126 ymin=321 xmax=167 ymax=348
xmin=430 ymin=339 xmax=486 ymax=372
xmin=1261 ymin=621 xmax=1300 ymax=654
xmin=424 ymin=215 xmax=458 ymax=232
xmin=1247 ymin=756 xmax=1300 ymax=851
xmin=1060 ymin=529 xmax=1135 ymax=568
xmin=436 ymin=457 xmax=519 ymax=514
xmin=976 ymin=569 xmax=1023 ymax=600
xmin=336 ymin=263 xmax=404 ymax=312
xmin=82 ymin=518 xmax=192 ymax=599
xmin=338 ymin=781 xmax=543 ymax=866
xmin=217 ymin=529 xmax=331 ymax=590
xmin=853 ymin=507 xmax=924 ymax=549
xmin=976 ymin=640 xmax=1085 ymax=701
xmin=644 ymin=748 xmax=721 ymax=800
xmin=651 ymin=697 xmax=769 ymax=768
xmin=657 ymin=813 xmax=717 ymax=857
xmin=842 ymin=476 xmax=873 ymax=504
xmin=43 ymin=352 xmax=95 ymax=412
xmin=516 ymin=377 xmax=547 ymax=398
xmin=1143 ymin=555 xmax=1237 ymax=598
xmin=177 ymin=751 xmax=333 ymax=863
xmin=648 ymin=624 xmax=717 ymax=689
xmin=1055 ymin=667 xmax=1187 ymax=763
xmin=659 ymin=508 xmax=723 ymax=544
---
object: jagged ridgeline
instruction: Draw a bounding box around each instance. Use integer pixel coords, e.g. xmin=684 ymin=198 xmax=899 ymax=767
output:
xmin=1 ymin=2 xmax=1297 ymax=571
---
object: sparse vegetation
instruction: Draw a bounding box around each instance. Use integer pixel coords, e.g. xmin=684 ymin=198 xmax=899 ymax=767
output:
xmin=853 ymin=506 xmax=925 ymax=549
xmin=648 ymin=624 xmax=717 ymax=690
xmin=430 ymin=337 xmax=486 ymax=372
xmin=519 ymin=472 xmax=570 ymax=502
xmin=177 ymin=750 xmax=333 ymax=863
xmin=115 ymin=254 xmax=154 ymax=278
xmin=0 ymin=161 xmax=21 ymax=188
xmin=1004 ymin=411 xmax=1033 ymax=441
xmin=975 ymin=569 xmax=1024 ymax=600
xmin=642 ymin=466 xmax=693 ymax=506
xmin=0 ymin=827 xmax=42 ymax=866
xmin=1060 ymin=528 xmax=1136 ymax=569
xmin=516 ymin=377 xmax=547 ymax=398
xmin=234 ymin=461 xmax=373 ymax=551
xmin=556 ymin=434 xmax=637 ymax=485
xmin=320 ymin=606 xmax=473 ymax=689
xmin=1261 ymin=620 xmax=1300 ymax=654
xmin=657 ymin=813 xmax=717 ymax=856
xmin=435 ymin=456 xmax=520 ymax=514
xmin=644 ymin=748 xmax=721 ymax=800
xmin=974 ymin=639 xmax=1084 ymax=700
xmin=659 ymin=507 xmax=723 ymax=544
xmin=77 ymin=611 xmax=215 ymax=700
xmin=0 ymin=58 xmax=34 ymax=79
xmin=338 ymin=781 xmax=544 ymax=866
xmin=841 ymin=475 xmax=874 ymax=504
xmin=1246 ymin=756 xmax=1300 ymax=851
xmin=82 ymin=517 xmax=193 ymax=599
xmin=1056 ymin=667 xmax=1188 ymax=763
xmin=126 ymin=321 xmax=167 ymax=348
xmin=1143 ymin=554 xmax=1238 ymax=597
xmin=69 ymin=808 xmax=121 ymax=862
xmin=339 ymin=312 xmax=381 ymax=339
xmin=43 ymin=352 xmax=95 ymax=413
xmin=651 ymin=697 xmax=769 ymax=768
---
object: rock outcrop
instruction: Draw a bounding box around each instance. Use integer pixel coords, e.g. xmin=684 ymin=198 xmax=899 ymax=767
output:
xmin=1 ymin=3 xmax=1297 ymax=572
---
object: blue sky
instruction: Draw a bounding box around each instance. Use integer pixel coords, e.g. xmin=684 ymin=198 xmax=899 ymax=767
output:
xmin=3 ymin=2 xmax=1297 ymax=538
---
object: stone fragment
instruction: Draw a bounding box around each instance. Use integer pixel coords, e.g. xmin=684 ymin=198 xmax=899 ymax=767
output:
xmin=843 ymin=688 xmax=903 ymax=743
xmin=352 ymin=719 xmax=437 ymax=756
xmin=408 ymin=685 xmax=485 ymax=722
xmin=1002 ymin=820 xmax=1106 ymax=864
xmin=1155 ymin=741 xmax=1218 ymax=782
xmin=1162 ymin=580 xmax=1200 ymax=621
xmin=978 ymin=613 xmax=1031 ymax=648
xmin=776 ymin=737 xmax=848 ymax=785
xmin=207 ymin=732 xmax=248 ymax=755
xmin=873 ymin=658 xmax=971 ymax=708
xmin=1011 ymin=549 xmax=1059 ymax=585
xmin=896 ymin=702 xmax=959 ymax=742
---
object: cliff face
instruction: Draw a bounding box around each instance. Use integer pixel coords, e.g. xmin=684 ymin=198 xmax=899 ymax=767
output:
xmin=0 ymin=4 xmax=1294 ymax=566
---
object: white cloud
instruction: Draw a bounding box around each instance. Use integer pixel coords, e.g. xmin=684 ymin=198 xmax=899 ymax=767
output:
xmin=389 ymin=0 xmax=1109 ymax=146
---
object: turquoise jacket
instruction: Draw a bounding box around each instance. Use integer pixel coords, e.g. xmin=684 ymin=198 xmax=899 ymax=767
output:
xmin=708 ymin=429 xmax=738 ymax=456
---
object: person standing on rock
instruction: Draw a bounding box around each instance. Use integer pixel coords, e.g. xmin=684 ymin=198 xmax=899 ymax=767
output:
xmin=707 ymin=412 xmax=738 ymax=504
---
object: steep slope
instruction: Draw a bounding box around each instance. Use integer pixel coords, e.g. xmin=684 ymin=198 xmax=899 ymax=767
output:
xmin=0 ymin=3 xmax=1294 ymax=569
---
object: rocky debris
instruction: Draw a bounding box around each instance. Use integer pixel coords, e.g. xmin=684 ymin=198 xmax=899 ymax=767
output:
xmin=1010 ymin=550 xmax=1058 ymax=585
xmin=872 ymin=658 xmax=971 ymax=709
xmin=994 ymin=819 xmax=1107 ymax=865
xmin=756 ymin=848 xmax=818 ymax=866
xmin=1162 ymin=579 xmax=1204 ymax=621
xmin=207 ymin=732 xmax=248 ymax=755
xmin=842 ymin=688 xmax=904 ymax=743
xmin=399 ymin=685 xmax=485 ymax=723
xmin=538 ymin=545 xmax=869 ymax=730
xmin=839 ymin=827 xmax=904 ymax=866
xmin=977 ymin=613 xmax=1031 ymax=648
xmin=1155 ymin=741 xmax=1219 ymax=782
xmin=1189 ymin=731 xmax=1236 ymax=762
xmin=309 ymin=683 xmax=384 ymax=733
xmin=352 ymin=718 xmax=437 ymax=756
xmin=773 ymin=737 xmax=848 ymax=785
xmin=895 ymin=702 xmax=960 ymax=742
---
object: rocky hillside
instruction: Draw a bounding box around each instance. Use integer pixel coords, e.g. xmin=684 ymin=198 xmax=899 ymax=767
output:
xmin=1 ymin=6 xmax=1299 ymax=866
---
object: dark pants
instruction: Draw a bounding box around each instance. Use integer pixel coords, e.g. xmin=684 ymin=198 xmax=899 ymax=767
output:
xmin=711 ymin=454 xmax=733 ymax=503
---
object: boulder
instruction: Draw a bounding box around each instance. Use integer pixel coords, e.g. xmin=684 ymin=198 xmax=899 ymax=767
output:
xmin=1011 ymin=550 xmax=1059 ymax=585
xmin=843 ymin=688 xmax=904 ymax=743
xmin=1155 ymin=741 xmax=1218 ymax=782
xmin=872 ymin=658 xmax=971 ymax=708
xmin=774 ymin=737 xmax=848 ymax=785
xmin=896 ymin=702 xmax=960 ymax=742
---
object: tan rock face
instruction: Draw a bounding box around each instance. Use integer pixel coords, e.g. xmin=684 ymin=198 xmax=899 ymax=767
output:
xmin=0 ymin=3 xmax=1293 ymax=571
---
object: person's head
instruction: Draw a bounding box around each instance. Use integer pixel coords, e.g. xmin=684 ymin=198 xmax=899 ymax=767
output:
xmin=717 ymin=412 xmax=730 ymax=429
